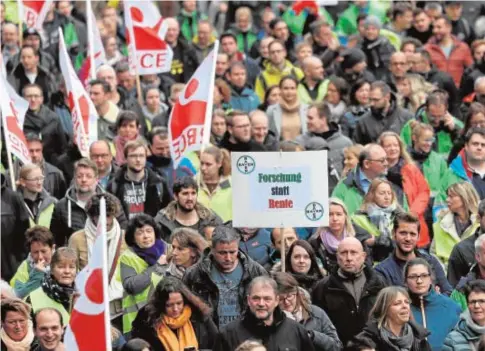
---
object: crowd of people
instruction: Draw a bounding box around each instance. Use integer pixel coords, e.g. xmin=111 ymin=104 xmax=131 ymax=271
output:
xmin=5 ymin=0 xmax=485 ymax=350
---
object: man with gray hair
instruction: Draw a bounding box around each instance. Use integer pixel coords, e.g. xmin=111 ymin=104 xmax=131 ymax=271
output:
xmin=214 ymin=276 xmax=315 ymax=351
xmin=183 ymin=225 xmax=267 ymax=329
xmin=450 ymin=231 xmax=485 ymax=310
xmin=448 ymin=199 xmax=485 ymax=287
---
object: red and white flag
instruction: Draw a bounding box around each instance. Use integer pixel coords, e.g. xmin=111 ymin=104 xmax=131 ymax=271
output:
xmin=1 ymin=54 xmax=29 ymax=127
xmin=59 ymin=28 xmax=98 ymax=157
xmin=64 ymin=196 xmax=112 ymax=351
xmin=19 ymin=0 xmax=53 ymax=30
xmin=168 ymin=42 xmax=219 ymax=168
xmin=79 ymin=0 xmax=106 ymax=86
xmin=124 ymin=0 xmax=173 ymax=75
xmin=0 ymin=74 xmax=31 ymax=165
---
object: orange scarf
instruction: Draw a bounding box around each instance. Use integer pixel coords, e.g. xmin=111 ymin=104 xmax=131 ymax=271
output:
xmin=156 ymin=306 xmax=198 ymax=351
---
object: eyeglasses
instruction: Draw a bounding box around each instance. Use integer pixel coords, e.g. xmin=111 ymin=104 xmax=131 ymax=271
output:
xmin=279 ymin=292 xmax=297 ymax=302
xmin=407 ymin=273 xmax=431 ymax=281
xmin=468 ymin=299 xmax=485 ymax=307
xmin=90 ymin=153 xmax=111 ymax=160
xmin=25 ymin=176 xmax=45 ymax=182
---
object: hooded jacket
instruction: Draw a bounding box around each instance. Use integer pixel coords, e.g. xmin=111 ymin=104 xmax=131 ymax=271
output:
xmin=8 ymin=62 xmax=56 ymax=103
xmin=106 ymin=165 xmax=171 ymax=219
xmin=443 ymin=310 xmax=485 ymax=350
xmin=451 ymin=264 xmax=484 ymax=311
xmin=254 ymin=60 xmax=304 ymax=102
xmin=50 ymin=185 xmax=128 ymax=247
xmin=183 ymin=249 xmax=267 ymax=327
xmin=357 ymin=35 xmax=396 ymax=80
xmin=311 ymin=265 xmax=387 ymax=346
xmin=154 ymin=201 xmax=223 ymax=241
xmin=213 ymin=307 xmax=315 ymax=351
xmin=23 ymin=105 xmax=69 ymax=167
xmin=353 ymin=93 xmax=413 ymax=145
xmin=1 ymin=174 xmax=30 ymax=281
xmin=356 ymin=319 xmax=431 ymax=351
xmin=331 ymin=167 xmax=366 ymax=215
xmin=229 ymin=85 xmax=260 ymax=113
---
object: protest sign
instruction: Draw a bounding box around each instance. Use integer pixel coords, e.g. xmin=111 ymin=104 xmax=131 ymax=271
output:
xmin=231 ymin=151 xmax=329 ymax=228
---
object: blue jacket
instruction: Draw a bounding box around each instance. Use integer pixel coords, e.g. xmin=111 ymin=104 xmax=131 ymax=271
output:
xmin=229 ymin=86 xmax=260 ymax=114
xmin=443 ymin=311 xmax=484 ymax=351
xmin=410 ymin=289 xmax=460 ymax=351
xmin=239 ymin=229 xmax=272 ymax=269
xmin=375 ymin=250 xmax=452 ymax=295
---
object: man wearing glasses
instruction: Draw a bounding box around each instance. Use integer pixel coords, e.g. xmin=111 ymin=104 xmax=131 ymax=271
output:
xmin=219 ymin=110 xmax=266 ymax=152
xmin=353 ymin=81 xmax=413 ymax=145
xmin=383 ymin=52 xmax=410 ymax=92
xmin=332 ymin=143 xmax=389 ymax=214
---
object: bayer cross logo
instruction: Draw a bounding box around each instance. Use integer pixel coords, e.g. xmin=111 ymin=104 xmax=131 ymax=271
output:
xmin=236 ymin=155 xmax=256 ymax=174
xmin=305 ymin=202 xmax=324 ymax=221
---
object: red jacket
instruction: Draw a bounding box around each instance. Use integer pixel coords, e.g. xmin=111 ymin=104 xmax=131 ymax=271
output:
xmin=402 ymin=163 xmax=431 ymax=247
xmin=425 ymin=35 xmax=473 ymax=88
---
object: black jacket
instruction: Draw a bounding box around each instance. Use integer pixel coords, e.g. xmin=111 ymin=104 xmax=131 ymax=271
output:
xmin=23 ymin=106 xmax=69 ymax=167
xmin=448 ymin=227 xmax=480 ymax=287
xmin=50 ymin=185 xmax=128 ymax=246
xmin=353 ymin=95 xmax=413 ymax=145
xmin=311 ymin=265 xmax=387 ymax=346
xmin=163 ymin=38 xmax=200 ymax=83
xmin=356 ymin=319 xmax=431 ymax=351
xmin=213 ymin=307 xmax=316 ymax=351
xmin=460 ymin=63 xmax=485 ymax=100
xmin=358 ymin=36 xmax=396 ymax=80
xmin=1 ymin=174 xmax=30 ymax=281
xmin=219 ymin=132 xmax=266 ymax=153
xmin=55 ymin=142 xmax=83 ymax=186
xmin=106 ymin=165 xmax=171 ymax=218
xmin=183 ymin=249 xmax=267 ymax=327
xmin=42 ymin=162 xmax=67 ymax=200
xmin=262 ymin=130 xmax=280 ymax=151
xmin=132 ymin=304 xmax=218 ymax=351
xmin=116 ymin=87 xmax=150 ymax=138
xmin=8 ymin=63 xmax=56 ymax=103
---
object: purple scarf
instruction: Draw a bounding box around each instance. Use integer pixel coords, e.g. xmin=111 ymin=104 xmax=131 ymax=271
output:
xmin=132 ymin=239 xmax=166 ymax=266
xmin=320 ymin=229 xmax=346 ymax=255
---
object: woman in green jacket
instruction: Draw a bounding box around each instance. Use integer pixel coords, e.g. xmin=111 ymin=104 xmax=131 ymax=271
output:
xmin=432 ymin=182 xmax=480 ymax=268
xmin=352 ymin=178 xmax=403 ymax=262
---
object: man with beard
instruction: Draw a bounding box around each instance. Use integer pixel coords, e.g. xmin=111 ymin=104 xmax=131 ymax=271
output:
xmin=312 ymin=237 xmax=385 ymax=346
xmin=383 ymin=52 xmax=410 ymax=92
xmin=375 ymin=213 xmax=452 ymax=294
xmin=334 ymin=48 xmax=375 ymax=86
xmin=353 ymin=81 xmax=412 ymax=145
xmin=146 ymin=127 xmax=195 ymax=196
xmin=107 ymin=140 xmax=171 ymax=219
xmin=219 ymin=110 xmax=266 ymax=152
xmin=448 ymin=199 xmax=485 ymax=287
xmin=213 ymin=276 xmax=314 ymax=351
xmin=89 ymin=140 xmax=118 ymax=190
xmin=50 ymin=158 xmax=127 ymax=246
xmin=297 ymin=56 xmax=328 ymax=104
xmin=155 ymin=177 xmax=222 ymax=241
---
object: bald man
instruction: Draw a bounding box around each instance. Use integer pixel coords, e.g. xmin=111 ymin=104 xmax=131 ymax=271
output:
xmin=250 ymin=110 xmax=279 ymax=151
xmin=384 ymin=51 xmax=410 ymax=92
xmin=312 ymin=236 xmax=386 ymax=345
xmin=297 ymin=56 xmax=328 ymax=104
xmin=163 ymin=17 xmax=199 ymax=83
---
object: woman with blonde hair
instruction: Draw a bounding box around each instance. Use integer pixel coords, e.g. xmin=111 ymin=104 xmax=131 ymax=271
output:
xmin=310 ymin=198 xmax=359 ymax=273
xmin=378 ymin=131 xmax=431 ymax=248
xmin=342 ymin=144 xmax=364 ymax=177
xmin=355 ymin=286 xmax=431 ymax=350
xmin=352 ymin=179 xmax=403 ymax=262
xmin=396 ymin=74 xmax=435 ymax=113
xmin=1 ymin=298 xmax=34 ymax=350
xmin=198 ymin=146 xmax=232 ymax=222
xmin=16 ymin=164 xmax=57 ymax=228
xmin=235 ymin=340 xmax=266 ymax=351
xmin=432 ymin=182 xmax=480 ymax=267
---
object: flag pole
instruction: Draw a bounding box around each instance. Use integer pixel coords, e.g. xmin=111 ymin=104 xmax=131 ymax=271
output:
xmin=136 ymin=74 xmax=143 ymax=107
xmin=17 ymin=0 xmax=23 ymax=47
xmin=99 ymin=196 xmax=113 ymax=351
xmin=7 ymin=151 xmax=17 ymax=191
xmin=86 ymin=0 xmax=96 ymax=80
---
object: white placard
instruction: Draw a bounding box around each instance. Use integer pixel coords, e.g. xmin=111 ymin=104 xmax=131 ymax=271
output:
xmin=232 ymin=151 xmax=329 ymax=228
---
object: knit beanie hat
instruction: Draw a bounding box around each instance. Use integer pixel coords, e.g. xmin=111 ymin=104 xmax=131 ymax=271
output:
xmin=363 ymin=15 xmax=382 ymax=29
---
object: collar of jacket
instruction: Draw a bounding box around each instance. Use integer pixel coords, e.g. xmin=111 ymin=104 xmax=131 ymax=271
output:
xmin=343 ymin=167 xmax=366 ymax=195
xmin=242 ymin=305 xmax=286 ymax=333
xmin=113 ymin=164 xmax=160 ymax=185
xmin=162 ymin=201 xmax=213 ymax=221
xmin=427 ymin=34 xmax=462 ymax=50
xmin=328 ymin=264 xmax=382 ymax=293
xmin=365 ymin=318 xmax=430 ymax=341
xmin=199 ymin=247 xmax=252 ymax=277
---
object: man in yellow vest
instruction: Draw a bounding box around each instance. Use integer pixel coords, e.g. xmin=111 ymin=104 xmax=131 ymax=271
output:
xmin=297 ymin=56 xmax=328 ymax=104
xmin=10 ymin=226 xmax=55 ymax=299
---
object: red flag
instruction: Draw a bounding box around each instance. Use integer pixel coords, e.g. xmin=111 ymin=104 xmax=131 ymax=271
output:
xmin=124 ymin=0 xmax=173 ymax=74
xmin=168 ymin=42 xmax=219 ymax=167
xmin=59 ymin=28 xmax=98 ymax=157
xmin=64 ymin=197 xmax=111 ymax=351
xmin=20 ymin=0 xmax=53 ymax=29
xmin=0 ymin=74 xmax=31 ymax=165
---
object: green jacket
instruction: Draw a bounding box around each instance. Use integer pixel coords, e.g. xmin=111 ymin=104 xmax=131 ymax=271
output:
xmin=255 ymin=60 xmax=304 ymax=102
xmin=431 ymin=212 xmax=479 ymax=268
xmin=421 ymin=150 xmax=449 ymax=196
xmin=197 ymin=176 xmax=233 ymax=223
xmin=27 ymin=287 xmax=70 ymax=326
xmin=332 ymin=168 xmax=366 ymax=215
xmin=400 ymin=109 xmax=463 ymax=157
xmin=282 ymin=7 xmax=334 ymax=36
xmin=335 ymin=2 xmax=389 ymax=37
xmin=297 ymin=80 xmax=329 ymax=105
xmin=177 ymin=10 xmax=207 ymax=42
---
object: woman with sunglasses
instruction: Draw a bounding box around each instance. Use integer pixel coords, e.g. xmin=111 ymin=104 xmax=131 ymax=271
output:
xmin=274 ymin=272 xmax=342 ymax=351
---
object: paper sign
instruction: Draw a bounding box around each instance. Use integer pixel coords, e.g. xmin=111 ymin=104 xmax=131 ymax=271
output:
xmin=232 ymin=151 xmax=329 ymax=228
